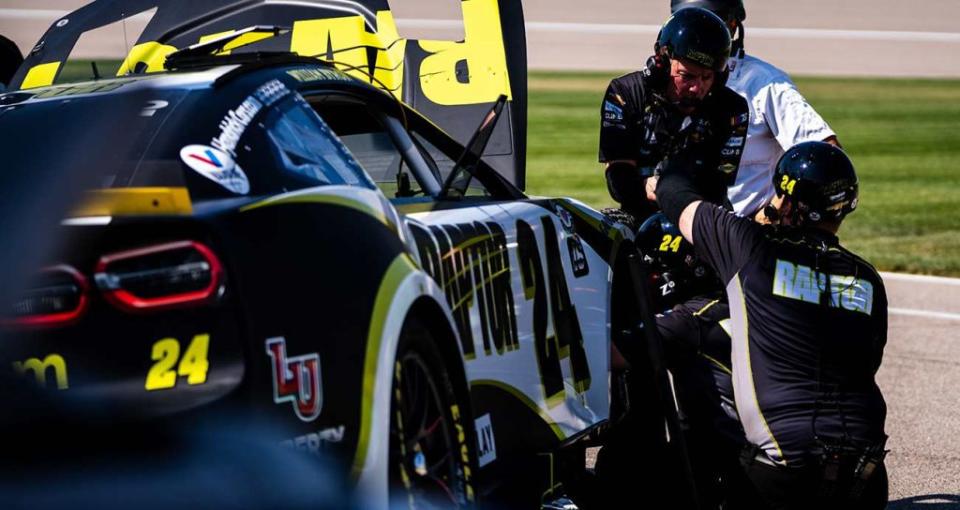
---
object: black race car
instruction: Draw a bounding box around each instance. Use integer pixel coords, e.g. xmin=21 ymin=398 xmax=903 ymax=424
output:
xmin=0 ymin=0 xmax=676 ymax=507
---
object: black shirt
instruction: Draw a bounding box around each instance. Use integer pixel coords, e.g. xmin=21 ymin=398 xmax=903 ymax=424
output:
xmin=692 ymin=203 xmax=888 ymax=466
xmin=598 ymin=70 xmax=749 ymax=206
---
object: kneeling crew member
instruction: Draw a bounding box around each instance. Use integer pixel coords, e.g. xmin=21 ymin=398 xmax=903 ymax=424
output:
xmin=657 ymin=141 xmax=889 ymax=509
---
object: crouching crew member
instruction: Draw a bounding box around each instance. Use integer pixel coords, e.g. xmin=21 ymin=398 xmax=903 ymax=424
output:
xmin=657 ymin=141 xmax=889 ymax=509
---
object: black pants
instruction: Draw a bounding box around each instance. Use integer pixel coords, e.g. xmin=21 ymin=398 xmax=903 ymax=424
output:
xmin=731 ymin=457 xmax=888 ymax=510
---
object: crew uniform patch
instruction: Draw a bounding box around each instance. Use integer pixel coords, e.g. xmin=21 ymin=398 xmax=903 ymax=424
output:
xmin=603 ymin=100 xmax=625 ymax=129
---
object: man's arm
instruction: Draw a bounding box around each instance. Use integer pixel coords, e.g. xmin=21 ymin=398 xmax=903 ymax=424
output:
xmin=657 ymin=161 xmax=764 ymax=283
xmin=600 ymin=75 xmax=660 ymax=208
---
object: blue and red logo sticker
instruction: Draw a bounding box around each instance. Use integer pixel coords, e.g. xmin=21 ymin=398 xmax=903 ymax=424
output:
xmin=180 ymin=144 xmax=250 ymax=195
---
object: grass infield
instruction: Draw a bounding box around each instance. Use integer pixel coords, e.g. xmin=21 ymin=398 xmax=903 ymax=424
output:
xmin=526 ymin=71 xmax=960 ymax=276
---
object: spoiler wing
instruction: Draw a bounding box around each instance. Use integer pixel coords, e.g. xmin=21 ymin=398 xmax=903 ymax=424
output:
xmin=12 ymin=0 xmax=528 ymax=188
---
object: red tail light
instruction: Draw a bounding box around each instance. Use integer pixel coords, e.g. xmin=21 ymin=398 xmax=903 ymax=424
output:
xmin=5 ymin=265 xmax=89 ymax=328
xmin=94 ymin=241 xmax=223 ymax=312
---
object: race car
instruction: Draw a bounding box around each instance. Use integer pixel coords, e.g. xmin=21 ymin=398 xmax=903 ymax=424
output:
xmin=0 ymin=0 xmax=651 ymax=507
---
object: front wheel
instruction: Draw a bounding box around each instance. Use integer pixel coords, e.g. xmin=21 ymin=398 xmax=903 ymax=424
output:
xmin=389 ymin=319 xmax=477 ymax=509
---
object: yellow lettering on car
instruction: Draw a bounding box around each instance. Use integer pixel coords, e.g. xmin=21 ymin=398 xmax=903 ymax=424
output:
xmin=290 ymin=10 xmax=407 ymax=94
xmin=418 ymin=0 xmax=512 ymax=105
xmin=145 ymin=334 xmax=210 ymax=390
xmin=116 ymin=41 xmax=178 ymax=75
xmin=21 ymin=62 xmax=62 ymax=89
xmin=12 ymin=354 xmax=69 ymax=390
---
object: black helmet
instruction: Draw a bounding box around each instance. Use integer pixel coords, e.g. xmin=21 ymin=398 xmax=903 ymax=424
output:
xmin=656 ymin=7 xmax=732 ymax=72
xmin=670 ymin=0 xmax=745 ymax=23
xmin=773 ymin=141 xmax=859 ymax=224
xmin=638 ymin=212 xmax=716 ymax=309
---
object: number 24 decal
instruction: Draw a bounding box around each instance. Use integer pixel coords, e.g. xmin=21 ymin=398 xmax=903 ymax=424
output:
xmin=659 ymin=234 xmax=682 ymax=253
xmin=145 ymin=334 xmax=210 ymax=391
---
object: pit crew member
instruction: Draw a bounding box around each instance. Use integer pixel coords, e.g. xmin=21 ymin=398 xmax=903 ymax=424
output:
xmin=657 ymin=141 xmax=889 ymax=509
xmin=669 ymin=0 xmax=840 ymax=221
xmin=599 ymin=7 xmax=748 ymax=220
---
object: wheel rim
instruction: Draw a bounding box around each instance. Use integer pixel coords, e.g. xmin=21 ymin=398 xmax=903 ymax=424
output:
xmin=391 ymin=351 xmax=467 ymax=508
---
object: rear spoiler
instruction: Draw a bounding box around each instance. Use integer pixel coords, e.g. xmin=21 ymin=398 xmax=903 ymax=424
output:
xmin=12 ymin=0 xmax=528 ymax=189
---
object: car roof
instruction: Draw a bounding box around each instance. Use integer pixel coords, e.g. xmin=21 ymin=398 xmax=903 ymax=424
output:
xmin=0 ymin=58 xmax=390 ymax=108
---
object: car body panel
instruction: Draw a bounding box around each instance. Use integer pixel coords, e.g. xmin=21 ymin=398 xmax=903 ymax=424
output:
xmin=12 ymin=0 xmax=528 ymax=188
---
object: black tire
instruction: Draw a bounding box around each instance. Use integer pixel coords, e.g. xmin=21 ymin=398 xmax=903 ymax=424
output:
xmin=389 ymin=319 xmax=477 ymax=509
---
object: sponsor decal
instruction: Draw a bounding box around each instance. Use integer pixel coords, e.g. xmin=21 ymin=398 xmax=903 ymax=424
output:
xmin=475 ymin=414 xmax=497 ymax=467
xmin=732 ymin=112 xmax=749 ymax=125
xmin=12 ymin=354 xmax=68 ymax=390
xmin=180 ymin=144 xmax=250 ymax=195
xmin=685 ymin=50 xmax=714 ymax=68
xmin=409 ymin=222 xmax=519 ymax=360
xmin=721 ymin=148 xmax=740 ymax=157
xmin=211 ymin=79 xmax=290 ymax=157
xmin=286 ymin=68 xmax=351 ymax=83
xmin=725 ymin=136 xmax=745 ymax=147
xmin=568 ymin=236 xmax=589 ymax=278
xmin=553 ymin=204 xmax=575 ymax=233
xmin=660 ymin=279 xmax=677 ymax=297
xmin=772 ymin=259 xmax=874 ymax=315
xmin=266 ymin=337 xmax=323 ymax=422
xmin=719 ymin=163 xmax=738 ymax=174
xmin=603 ymin=100 xmax=623 ymax=121
xmin=281 ymin=425 xmax=346 ymax=454
xmin=140 ymin=99 xmax=169 ymax=117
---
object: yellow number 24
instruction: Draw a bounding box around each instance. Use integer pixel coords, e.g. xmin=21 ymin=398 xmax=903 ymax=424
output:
xmin=659 ymin=234 xmax=683 ymax=253
xmin=145 ymin=334 xmax=210 ymax=391
xmin=780 ymin=175 xmax=797 ymax=195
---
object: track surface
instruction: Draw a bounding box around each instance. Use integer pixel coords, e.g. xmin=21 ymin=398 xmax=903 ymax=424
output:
xmin=2 ymin=0 xmax=960 ymax=76
xmin=2 ymin=0 xmax=959 ymax=506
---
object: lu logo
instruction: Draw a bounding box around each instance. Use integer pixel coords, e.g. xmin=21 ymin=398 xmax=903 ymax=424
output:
xmin=266 ymin=337 xmax=323 ymax=421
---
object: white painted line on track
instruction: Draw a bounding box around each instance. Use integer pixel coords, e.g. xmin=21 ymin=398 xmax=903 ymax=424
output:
xmin=890 ymin=307 xmax=960 ymax=322
xmin=3 ymin=10 xmax=960 ymax=44
xmin=881 ymin=272 xmax=960 ymax=286
xmin=396 ymin=19 xmax=960 ymax=44
xmin=0 ymin=8 xmax=66 ymax=20
xmin=0 ymin=8 xmax=152 ymax=22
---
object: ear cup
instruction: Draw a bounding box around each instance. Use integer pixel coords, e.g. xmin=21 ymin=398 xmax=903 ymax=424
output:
xmin=643 ymin=53 xmax=670 ymax=90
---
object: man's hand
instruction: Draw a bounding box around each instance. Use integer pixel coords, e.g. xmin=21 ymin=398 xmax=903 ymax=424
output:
xmin=754 ymin=194 xmax=784 ymax=224
xmin=645 ymin=175 xmax=659 ymax=201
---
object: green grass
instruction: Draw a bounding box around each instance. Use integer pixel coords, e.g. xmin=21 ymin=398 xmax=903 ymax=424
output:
xmin=525 ymin=71 xmax=960 ymax=276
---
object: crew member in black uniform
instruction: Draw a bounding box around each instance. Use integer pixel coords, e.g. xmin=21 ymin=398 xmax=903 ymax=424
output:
xmin=600 ymin=7 xmax=748 ymax=219
xmin=656 ymin=141 xmax=889 ymax=509
xmin=595 ymin=8 xmax=749 ymax=507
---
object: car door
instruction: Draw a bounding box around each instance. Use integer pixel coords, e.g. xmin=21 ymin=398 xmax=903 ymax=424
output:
xmin=397 ymin=116 xmax=612 ymax=461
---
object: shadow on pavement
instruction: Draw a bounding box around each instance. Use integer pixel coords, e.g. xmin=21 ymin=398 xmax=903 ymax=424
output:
xmin=889 ymin=494 xmax=960 ymax=509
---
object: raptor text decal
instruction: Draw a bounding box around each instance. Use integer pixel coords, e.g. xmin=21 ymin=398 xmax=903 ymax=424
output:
xmin=410 ymin=222 xmax=518 ymax=360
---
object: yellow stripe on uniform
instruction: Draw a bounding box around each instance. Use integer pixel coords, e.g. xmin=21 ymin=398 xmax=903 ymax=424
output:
xmin=351 ymin=253 xmax=418 ymax=478
xmin=693 ymin=299 xmax=720 ymax=317
xmin=72 ymin=187 xmax=193 ymax=217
